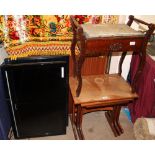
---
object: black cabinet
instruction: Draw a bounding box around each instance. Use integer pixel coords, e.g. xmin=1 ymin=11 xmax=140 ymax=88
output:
xmin=0 ymin=69 xmax=11 ymax=140
xmin=2 ymin=56 xmax=69 ymax=139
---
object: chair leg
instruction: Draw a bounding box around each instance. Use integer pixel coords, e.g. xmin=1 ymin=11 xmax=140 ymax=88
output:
xmin=76 ymin=104 xmax=85 ymax=140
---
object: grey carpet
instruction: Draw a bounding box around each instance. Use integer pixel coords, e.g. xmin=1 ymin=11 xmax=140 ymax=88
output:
xmin=28 ymin=110 xmax=135 ymax=140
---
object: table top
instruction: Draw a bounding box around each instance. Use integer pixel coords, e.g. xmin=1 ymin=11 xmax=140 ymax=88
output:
xmin=69 ymin=74 xmax=138 ymax=105
xmin=81 ymin=24 xmax=144 ymax=39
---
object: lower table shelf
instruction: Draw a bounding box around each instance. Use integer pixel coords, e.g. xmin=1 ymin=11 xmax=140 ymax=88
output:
xmin=69 ymin=74 xmax=138 ymax=139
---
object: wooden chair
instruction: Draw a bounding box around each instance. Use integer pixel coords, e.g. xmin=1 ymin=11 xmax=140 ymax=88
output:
xmin=69 ymin=15 xmax=155 ymax=139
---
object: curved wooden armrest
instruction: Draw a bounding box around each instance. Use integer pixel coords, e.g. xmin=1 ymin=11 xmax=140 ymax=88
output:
xmin=70 ymin=15 xmax=80 ymax=29
xmin=126 ymin=15 xmax=155 ymax=93
xmin=70 ymin=16 xmax=85 ymax=40
xmin=70 ymin=16 xmax=84 ymax=33
xmin=127 ymin=15 xmax=155 ymax=31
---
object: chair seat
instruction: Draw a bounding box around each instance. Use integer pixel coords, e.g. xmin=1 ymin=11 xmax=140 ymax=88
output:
xmin=69 ymin=74 xmax=138 ymax=106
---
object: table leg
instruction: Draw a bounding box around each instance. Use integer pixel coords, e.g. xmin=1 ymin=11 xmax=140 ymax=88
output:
xmin=118 ymin=51 xmax=127 ymax=75
xmin=70 ymin=114 xmax=78 ymax=140
xmin=105 ymin=110 xmax=120 ymax=136
xmin=69 ymin=95 xmax=78 ymax=140
xmin=115 ymin=106 xmax=124 ymax=134
xmin=76 ymin=104 xmax=85 ymax=140
xmin=105 ymin=106 xmax=123 ymax=137
xmin=70 ymin=34 xmax=77 ymax=77
xmin=76 ymin=56 xmax=85 ymax=97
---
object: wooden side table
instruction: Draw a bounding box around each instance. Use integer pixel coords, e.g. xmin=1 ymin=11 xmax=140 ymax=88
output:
xmin=69 ymin=74 xmax=138 ymax=139
xmin=69 ymin=15 xmax=155 ymax=139
xmin=70 ymin=15 xmax=155 ymax=97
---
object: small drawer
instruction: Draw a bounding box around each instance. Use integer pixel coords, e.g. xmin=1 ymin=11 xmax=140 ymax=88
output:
xmin=85 ymin=37 xmax=144 ymax=54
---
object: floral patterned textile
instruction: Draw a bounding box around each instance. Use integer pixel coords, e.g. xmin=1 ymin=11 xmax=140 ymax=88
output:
xmin=6 ymin=41 xmax=79 ymax=60
xmin=0 ymin=15 xmax=105 ymax=47
xmin=25 ymin=15 xmax=72 ymax=41
xmin=102 ymin=15 xmax=119 ymax=24
xmin=0 ymin=15 xmax=28 ymax=47
xmin=0 ymin=15 xmax=119 ymax=59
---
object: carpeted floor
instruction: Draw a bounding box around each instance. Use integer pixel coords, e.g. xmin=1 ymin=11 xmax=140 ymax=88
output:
xmin=26 ymin=110 xmax=135 ymax=140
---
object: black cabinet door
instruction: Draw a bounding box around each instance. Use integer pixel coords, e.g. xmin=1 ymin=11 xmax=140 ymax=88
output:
xmin=0 ymin=69 xmax=11 ymax=140
xmin=4 ymin=58 xmax=68 ymax=139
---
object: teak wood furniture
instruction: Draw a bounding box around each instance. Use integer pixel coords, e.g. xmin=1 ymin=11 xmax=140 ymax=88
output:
xmin=69 ymin=15 xmax=155 ymax=139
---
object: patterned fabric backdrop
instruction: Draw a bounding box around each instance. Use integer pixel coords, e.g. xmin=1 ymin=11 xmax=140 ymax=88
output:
xmin=0 ymin=15 xmax=119 ymax=59
xmin=0 ymin=15 xmax=119 ymax=48
xmin=0 ymin=15 xmax=28 ymax=47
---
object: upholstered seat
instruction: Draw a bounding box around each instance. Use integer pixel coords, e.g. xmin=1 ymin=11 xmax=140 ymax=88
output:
xmin=81 ymin=24 xmax=144 ymax=38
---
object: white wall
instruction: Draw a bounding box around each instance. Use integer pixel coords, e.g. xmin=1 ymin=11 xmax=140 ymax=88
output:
xmin=135 ymin=15 xmax=155 ymax=24
xmin=130 ymin=15 xmax=155 ymax=31
xmin=109 ymin=51 xmax=132 ymax=79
